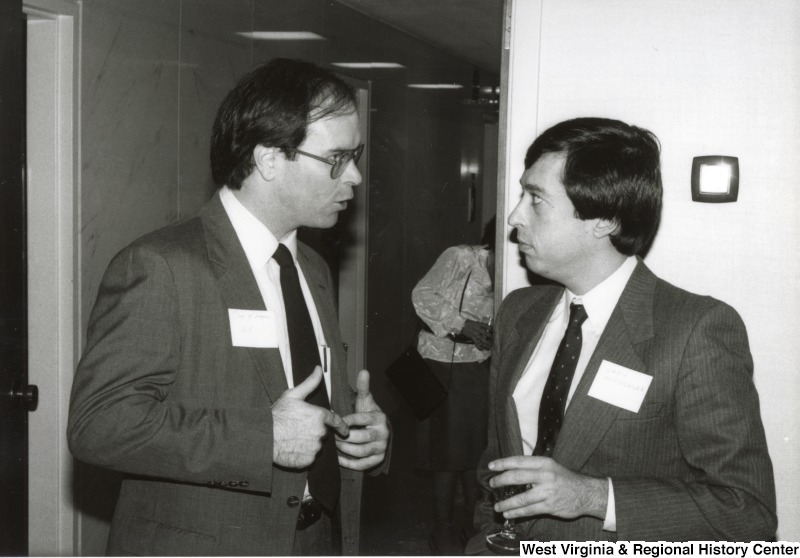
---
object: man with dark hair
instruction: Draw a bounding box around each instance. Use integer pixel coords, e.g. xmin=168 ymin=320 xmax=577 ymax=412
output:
xmin=68 ymin=58 xmax=389 ymax=556
xmin=468 ymin=117 xmax=776 ymax=547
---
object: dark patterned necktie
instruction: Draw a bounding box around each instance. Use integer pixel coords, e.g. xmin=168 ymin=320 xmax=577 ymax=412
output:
xmin=273 ymin=243 xmax=339 ymax=511
xmin=533 ymin=302 xmax=588 ymax=457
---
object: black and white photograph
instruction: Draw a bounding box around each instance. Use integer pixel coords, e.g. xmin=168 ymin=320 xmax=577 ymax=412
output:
xmin=1 ymin=0 xmax=798 ymax=556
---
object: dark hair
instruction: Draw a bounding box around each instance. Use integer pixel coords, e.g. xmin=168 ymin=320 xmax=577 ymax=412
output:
xmin=210 ymin=58 xmax=357 ymax=189
xmin=524 ymin=117 xmax=662 ymax=256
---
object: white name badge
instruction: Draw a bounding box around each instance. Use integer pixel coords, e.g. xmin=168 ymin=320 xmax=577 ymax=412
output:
xmin=228 ymin=309 xmax=278 ymax=348
xmin=587 ymin=360 xmax=652 ymax=413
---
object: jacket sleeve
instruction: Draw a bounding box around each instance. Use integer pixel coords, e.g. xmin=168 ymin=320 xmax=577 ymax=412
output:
xmin=67 ymin=243 xmax=275 ymax=493
xmin=613 ymin=301 xmax=777 ymax=541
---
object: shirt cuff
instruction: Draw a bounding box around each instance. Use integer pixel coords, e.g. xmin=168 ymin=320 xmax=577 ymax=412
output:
xmin=602 ymin=477 xmax=617 ymax=532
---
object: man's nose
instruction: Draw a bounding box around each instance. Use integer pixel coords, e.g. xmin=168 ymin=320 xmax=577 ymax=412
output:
xmin=508 ymin=201 xmax=523 ymax=228
xmin=342 ymin=158 xmax=362 ymax=186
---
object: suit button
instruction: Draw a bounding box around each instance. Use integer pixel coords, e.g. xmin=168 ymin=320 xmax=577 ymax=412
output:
xmin=287 ymin=496 xmax=301 ymax=508
xmin=239 ymin=481 xmax=249 ymax=488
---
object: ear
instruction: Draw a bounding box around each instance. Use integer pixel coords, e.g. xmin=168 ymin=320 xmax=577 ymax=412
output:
xmin=252 ymin=145 xmax=278 ymax=181
xmin=591 ymin=217 xmax=619 ymax=240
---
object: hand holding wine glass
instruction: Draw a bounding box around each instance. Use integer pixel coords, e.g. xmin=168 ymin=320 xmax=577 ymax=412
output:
xmin=485 ymin=480 xmax=529 ymax=554
xmin=487 ymin=456 xmax=609 ymax=522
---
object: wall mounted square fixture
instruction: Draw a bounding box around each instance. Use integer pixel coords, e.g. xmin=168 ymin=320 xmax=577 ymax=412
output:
xmin=691 ymin=156 xmax=739 ymax=203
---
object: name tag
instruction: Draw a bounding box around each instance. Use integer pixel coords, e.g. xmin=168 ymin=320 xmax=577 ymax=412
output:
xmin=588 ymin=360 xmax=652 ymax=412
xmin=228 ymin=309 xmax=278 ymax=348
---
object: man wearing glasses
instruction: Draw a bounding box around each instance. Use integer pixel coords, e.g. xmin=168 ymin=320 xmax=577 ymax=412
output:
xmin=68 ymin=58 xmax=389 ymax=556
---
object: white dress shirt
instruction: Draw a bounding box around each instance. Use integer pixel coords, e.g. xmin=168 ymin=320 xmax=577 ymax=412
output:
xmin=219 ymin=187 xmax=331 ymax=398
xmin=512 ymin=255 xmax=637 ymax=530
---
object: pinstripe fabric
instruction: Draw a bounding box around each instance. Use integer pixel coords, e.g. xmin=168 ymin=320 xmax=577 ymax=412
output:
xmin=469 ymin=259 xmax=776 ymax=547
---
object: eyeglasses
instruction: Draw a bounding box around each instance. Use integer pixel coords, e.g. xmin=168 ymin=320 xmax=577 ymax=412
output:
xmin=284 ymin=143 xmax=365 ymax=179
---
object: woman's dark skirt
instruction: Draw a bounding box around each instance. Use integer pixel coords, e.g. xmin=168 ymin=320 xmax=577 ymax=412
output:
xmin=415 ymin=358 xmax=489 ymax=471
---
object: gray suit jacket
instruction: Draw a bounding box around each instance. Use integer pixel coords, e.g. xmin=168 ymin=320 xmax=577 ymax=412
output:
xmin=68 ymin=193 xmax=365 ymax=555
xmin=469 ymin=259 xmax=776 ymax=547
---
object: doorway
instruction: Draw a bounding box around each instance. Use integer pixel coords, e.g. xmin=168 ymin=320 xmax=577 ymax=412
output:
xmin=24 ymin=0 xmax=79 ymax=554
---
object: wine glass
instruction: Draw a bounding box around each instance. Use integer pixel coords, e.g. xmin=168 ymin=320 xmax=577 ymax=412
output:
xmin=485 ymin=482 xmax=528 ymax=555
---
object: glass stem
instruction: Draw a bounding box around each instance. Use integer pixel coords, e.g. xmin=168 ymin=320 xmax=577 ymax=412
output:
xmin=500 ymin=519 xmax=517 ymax=538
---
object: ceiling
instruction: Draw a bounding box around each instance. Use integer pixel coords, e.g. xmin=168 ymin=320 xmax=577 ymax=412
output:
xmin=336 ymin=0 xmax=504 ymax=74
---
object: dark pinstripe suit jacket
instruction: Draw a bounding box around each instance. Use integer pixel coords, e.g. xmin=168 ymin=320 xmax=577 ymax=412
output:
xmin=68 ymin=193 xmax=365 ymax=555
xmin=470 ymin=259 xmax=776 ymax=545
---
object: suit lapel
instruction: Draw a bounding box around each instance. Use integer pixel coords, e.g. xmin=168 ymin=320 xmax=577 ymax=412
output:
xmin=497 ymin=288 xmax=562 ymax=457
xmin=200 ymin=193 xmax=289 ymax=403
xmin=553 ymin=260 xmax=657 ymax=471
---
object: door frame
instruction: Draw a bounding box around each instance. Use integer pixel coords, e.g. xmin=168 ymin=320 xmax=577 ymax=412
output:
xmin=23 ymin=0 xmax=80 ymax=554
xmin=336 ymin=77 xmax=370 ymax=376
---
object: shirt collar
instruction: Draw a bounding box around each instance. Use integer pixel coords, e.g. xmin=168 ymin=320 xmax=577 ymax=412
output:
xmin=219 ymin=186 xmax=298 ymax=269
xmin=565 ymin=256 xmax=638 ymax=335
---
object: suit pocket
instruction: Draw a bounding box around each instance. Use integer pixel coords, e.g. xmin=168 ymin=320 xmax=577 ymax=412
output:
xmin=113 ymin=515 xmax=217 ymax=556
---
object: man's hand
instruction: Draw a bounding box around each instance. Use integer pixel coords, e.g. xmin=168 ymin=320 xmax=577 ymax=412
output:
xmin=336 ymin=370 xmax=390 ymax=471
xmin=272 ymin=366 xmax=349 ymax=469
xmin=488 ymin=456 xmax=608 ymax=520
xmin=461 ymin=319 xmax=493 ymax=351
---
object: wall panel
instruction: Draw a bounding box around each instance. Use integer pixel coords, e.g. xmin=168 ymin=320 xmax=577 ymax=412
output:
xmin=80 ymin=0 xmax=180 ymax=323
xmin=179 ymin=0 xmax=252 ymax=215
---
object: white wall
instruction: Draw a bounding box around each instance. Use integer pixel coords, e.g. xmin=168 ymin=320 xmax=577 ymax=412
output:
xmin=502 ymin=0 xmax=800 ymax=540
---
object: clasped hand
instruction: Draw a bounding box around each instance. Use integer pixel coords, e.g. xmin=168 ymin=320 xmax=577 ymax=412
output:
xmin=335 ymin=369 xmax=390 ymax=471
xmin=461 ymin=319 xmax=493 ymax=351
xmin=272 ymin=366 xmax=389 ymax=471
xmin=488 ymin=456 xmax=608 ymax=520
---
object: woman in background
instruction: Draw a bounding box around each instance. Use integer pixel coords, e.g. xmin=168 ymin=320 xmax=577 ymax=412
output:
xmin=412 ymin=218 xmax=495 ymax=555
